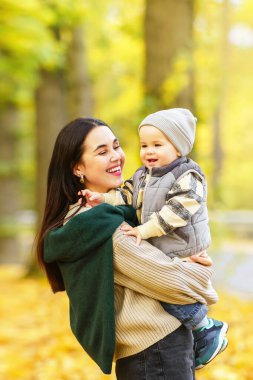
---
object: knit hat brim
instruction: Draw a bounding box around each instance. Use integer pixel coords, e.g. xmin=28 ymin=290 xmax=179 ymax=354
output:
xmin=138 ymin=108 xmax=196 ymax=156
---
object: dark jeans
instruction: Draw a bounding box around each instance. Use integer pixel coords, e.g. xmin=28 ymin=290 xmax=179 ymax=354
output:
xmin=161 ymin=302 xmax=208 ymax=329
xmin=115 ymin=325 xmax=195 ymax=380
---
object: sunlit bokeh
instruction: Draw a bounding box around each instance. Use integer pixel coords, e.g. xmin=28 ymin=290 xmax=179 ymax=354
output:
xmin=1 ymin=0 xmax=253 ymax=379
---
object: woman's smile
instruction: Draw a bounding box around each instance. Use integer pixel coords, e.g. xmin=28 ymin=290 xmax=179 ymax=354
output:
xmin=107 ymin=165 xmax=122 ymax=176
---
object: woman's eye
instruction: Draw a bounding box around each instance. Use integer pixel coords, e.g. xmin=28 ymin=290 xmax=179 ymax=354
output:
xmin=114 ymin=145 xmax=120 ymax=150
xmin=98 ymin=151 xmax=106 ymax=155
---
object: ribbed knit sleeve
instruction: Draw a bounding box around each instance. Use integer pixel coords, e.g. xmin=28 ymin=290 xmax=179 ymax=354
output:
xmin=113 ymin=225 xmax=218 ymax=306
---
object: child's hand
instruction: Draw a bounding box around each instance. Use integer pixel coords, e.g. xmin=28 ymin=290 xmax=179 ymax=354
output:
xmin=188 ymin=250 xmax=213 ymax=266
xmin=120 ymin=225 xmax=142 ymax=245
xmin=78 ymin=189 xmax=105 ymax=207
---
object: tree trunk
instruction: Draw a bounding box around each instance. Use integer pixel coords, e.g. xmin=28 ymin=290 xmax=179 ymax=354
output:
xmin=35 ymin=69 xmax=67 ymax=226
xmin=28 ymin=26 xmax=93 ymax=274
xmin=66 ymin=26 xmax=93 ymax=119
xmin=25 ymin=69 xmax=67 ymax=275
xmin=35 ymin=26 xmax=93 ymax=224
xmin=211 ymin=0 xmax=230 ymax=202
xmin=0 ymin=106 xmax=22 ymax=263
xmin=144 ymin=0 xmax=194 ymax=111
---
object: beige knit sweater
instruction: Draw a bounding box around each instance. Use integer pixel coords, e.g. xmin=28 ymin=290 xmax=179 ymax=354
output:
xmin=114 ymin=225 xmax=217 ymax=360
xmin=65 ymin=205 xmax=218 ymax=361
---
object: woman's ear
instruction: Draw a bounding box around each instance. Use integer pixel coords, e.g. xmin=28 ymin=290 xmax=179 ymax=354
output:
xmin=73 ymin=164 xmax=85 ymax=184
xmin=72 ymin=165 xmax=79 ymax=177
xmin=72 ymin=162 xmax=85 ymax=177
xmin=73 ymin=162 xmax=84 ymax=177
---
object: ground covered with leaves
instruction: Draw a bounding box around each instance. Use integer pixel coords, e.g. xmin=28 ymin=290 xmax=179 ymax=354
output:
xmin=0 ymin=266 xmax=252 ymax=380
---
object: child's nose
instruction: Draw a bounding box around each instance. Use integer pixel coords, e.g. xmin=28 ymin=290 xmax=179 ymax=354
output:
xmin=146 ymin=146 xmax=155 ymax=154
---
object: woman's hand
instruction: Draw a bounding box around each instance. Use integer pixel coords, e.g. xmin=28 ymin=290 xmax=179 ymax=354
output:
xmin=187 ymin=250 xmax=213 ymax=266
xmin=78 ymin=189 xmax=105 ymax=207
xmin=120 ymin=225 xmax=143 ymax=245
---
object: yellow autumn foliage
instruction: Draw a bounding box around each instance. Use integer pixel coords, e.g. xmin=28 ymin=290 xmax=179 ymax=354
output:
xmin=0 ymin=266 xmax=252 ymax=380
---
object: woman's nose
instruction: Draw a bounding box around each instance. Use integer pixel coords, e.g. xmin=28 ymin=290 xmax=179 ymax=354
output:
xmin=110 ymin=149 xmax=121 ymax=161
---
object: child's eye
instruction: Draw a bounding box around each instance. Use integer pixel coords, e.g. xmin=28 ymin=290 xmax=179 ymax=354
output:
xmin=114 ymin=145 xmax=120 ymax=150
xmin=155 ymin=144 xmax=162 ymax=147
xmin=141 ymin=145 xmax=147 ymax=148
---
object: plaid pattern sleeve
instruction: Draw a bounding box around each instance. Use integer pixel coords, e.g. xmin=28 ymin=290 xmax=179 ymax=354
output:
xmin=103 ymin=178 xmax=134 ymax=206
xmin=137 ymin=172 xmax=205 ymax=239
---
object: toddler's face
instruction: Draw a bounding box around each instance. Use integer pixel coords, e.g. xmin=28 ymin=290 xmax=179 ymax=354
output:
xmin=139 ymin=125 xmax=179 ymax=169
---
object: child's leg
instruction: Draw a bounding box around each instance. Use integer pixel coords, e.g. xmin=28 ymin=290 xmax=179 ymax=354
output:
xmin=161 ymin=302 xmax=228 ymax=369
xmin=161 ymin=301 xmax=208 ymax=330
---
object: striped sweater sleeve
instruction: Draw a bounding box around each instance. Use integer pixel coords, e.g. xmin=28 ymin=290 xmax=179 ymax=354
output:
xmin=137 ymin=171 xmax=205 ymax=239
xmin=113 ymin=226 xmax=218 ymax=306
xmin=104 ymin=178 xmax=134 ymax=206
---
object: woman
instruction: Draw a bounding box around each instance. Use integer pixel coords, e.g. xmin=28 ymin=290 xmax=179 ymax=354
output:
xmin=37 ymin=117 xmax=217 ymax=380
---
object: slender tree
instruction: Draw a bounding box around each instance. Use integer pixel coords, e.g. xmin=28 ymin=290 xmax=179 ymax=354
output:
xmin=144 ymin=0 xmax=195 ymax=111
xmin=211 ymin=0 xmax=231 ymax=203
xmin=35 ymin=69 xmax=67 ymax=225
xmin=35 ymin=24 xmax=93 ymax=227
xmin=66 ymin=26 xmax=93 ymax=120
xmin=0 ymin=105 xmax=21 ymax=263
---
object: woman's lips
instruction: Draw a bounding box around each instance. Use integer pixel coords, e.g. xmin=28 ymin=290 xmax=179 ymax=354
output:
xmin=107 ymin=165 xmax=122 ymax=176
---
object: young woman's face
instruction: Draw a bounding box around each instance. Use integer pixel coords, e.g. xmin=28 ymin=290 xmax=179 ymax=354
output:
xmin=75 ymin=126 xmax=125 ymax=193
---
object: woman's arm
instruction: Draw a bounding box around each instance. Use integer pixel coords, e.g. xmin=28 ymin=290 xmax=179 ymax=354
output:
xmin=113 ymin=225 xmax=218 ymax=306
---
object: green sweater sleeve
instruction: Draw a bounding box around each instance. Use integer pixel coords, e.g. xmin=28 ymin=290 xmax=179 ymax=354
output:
xmin=44 ymin=203 xmax=137 ymax=263
xmin=43 ymin=204 xmax=137 ymax=374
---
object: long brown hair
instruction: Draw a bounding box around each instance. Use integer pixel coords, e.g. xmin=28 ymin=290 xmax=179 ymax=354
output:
xmin=36 ymin=117 xmax=109 ymax=293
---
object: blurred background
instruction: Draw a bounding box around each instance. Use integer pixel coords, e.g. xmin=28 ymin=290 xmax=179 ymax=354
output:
xmin=0 ymin=0 xmax=253 ymax=379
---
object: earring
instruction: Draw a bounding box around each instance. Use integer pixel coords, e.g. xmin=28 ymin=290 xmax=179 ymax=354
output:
xmin=177 ymin=152 xmax=181 ymax=157
xmin=79 ymin=174 xmax=85 ymax=184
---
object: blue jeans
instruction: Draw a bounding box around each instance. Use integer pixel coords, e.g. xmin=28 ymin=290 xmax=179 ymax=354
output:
xmin=115 ymin=325 xmax=195 ymax=380
xmin=161 ymin=302 xmax=208 ymax=330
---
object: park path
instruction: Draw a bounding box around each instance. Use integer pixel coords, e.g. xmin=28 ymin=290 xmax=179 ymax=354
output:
xmin=210 ymin=240 xmax=253 ymax=298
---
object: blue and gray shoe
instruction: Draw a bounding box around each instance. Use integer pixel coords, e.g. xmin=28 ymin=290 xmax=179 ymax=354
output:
xmin=194 ymin=318 xmax=228 ymax=370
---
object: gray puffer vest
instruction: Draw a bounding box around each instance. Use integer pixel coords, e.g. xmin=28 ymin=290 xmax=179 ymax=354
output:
xmin=132 ymin=157 xmax=211 ymax=258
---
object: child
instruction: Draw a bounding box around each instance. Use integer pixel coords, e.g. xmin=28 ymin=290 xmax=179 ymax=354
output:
xmin=82 ymin=108 xmax=228 ymax=369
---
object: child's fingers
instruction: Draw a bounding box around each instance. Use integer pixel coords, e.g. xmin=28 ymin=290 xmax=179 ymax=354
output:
xmin=89 ymin=194 xmax=100 ymax=201
xmin=80 ymin=189 xmax=91 ymax=197
xmin=136 ymin=235 xmax=142 ymax=245
xmin=120 ymin=225 xmax=132 ymax=232
xmin=123 ymin=230 xmax=135 ymax=237
xmin=191 ymin=254 xmax=213 ymax=266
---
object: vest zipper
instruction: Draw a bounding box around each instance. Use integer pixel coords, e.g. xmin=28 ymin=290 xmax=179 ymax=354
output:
xmin=141 ymin=170 xmax=152 ymax=224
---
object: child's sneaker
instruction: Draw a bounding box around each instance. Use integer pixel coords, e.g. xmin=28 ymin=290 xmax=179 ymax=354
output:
xmin=220 ymin=337 xmax=229 ymax=352
xmin=194 ymin=318 xmax=228 ymax=369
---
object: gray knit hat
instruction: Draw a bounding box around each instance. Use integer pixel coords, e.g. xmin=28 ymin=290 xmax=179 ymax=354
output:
xmin=138 ymin=108 xmax=197 ymax=156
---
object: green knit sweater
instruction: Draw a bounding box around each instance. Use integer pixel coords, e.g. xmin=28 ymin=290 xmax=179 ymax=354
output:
xmin=44 ymin=204 xmax=137 ymax=374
